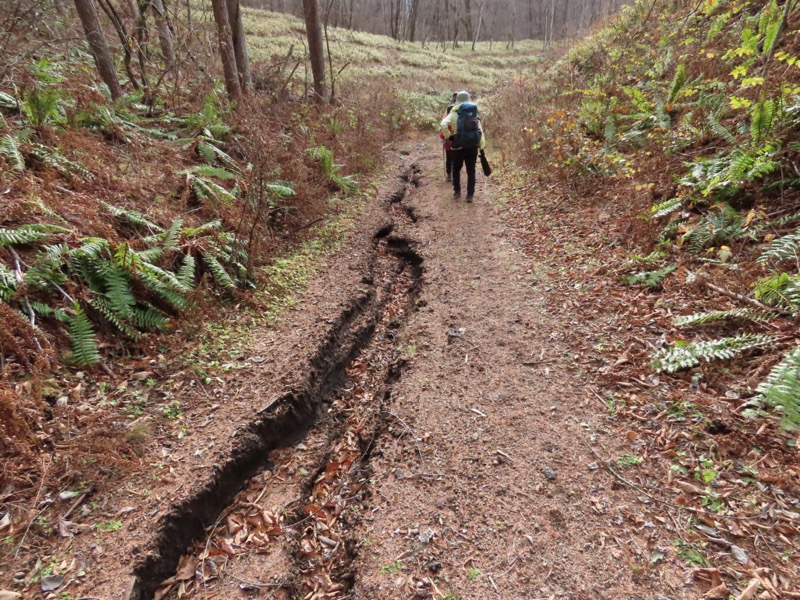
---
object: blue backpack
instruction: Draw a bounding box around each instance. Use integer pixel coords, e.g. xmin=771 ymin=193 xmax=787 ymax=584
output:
xmin=452 ymin=102 xmax=482 ymax=149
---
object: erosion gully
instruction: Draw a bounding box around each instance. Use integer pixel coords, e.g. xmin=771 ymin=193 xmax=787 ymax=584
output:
xmin=129 ymin=165 xmax=424 ymax=600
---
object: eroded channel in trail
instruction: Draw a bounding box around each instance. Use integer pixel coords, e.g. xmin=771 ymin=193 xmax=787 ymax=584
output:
xmin=135 ymin=166 xmax=424 ymax=600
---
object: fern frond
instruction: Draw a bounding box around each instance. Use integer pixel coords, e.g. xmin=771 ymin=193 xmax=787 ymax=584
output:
xmin=651 ymin=334 xmax=775 ymax=373
xmin=0 ymin=134 xmax=25 ymax=172
xmin=758 ymin=229 xmax=800 ymax=263
xmin=182 ymin=219 xmax=222 ymax=238
xmin=0 ymin=263 xmax=18 ymax=300
xmin=187 ymin=173 xmax=237 ymax=205
xmin=29 ymin=143 xmax=94 ymax=180
xmin=191 ymin=164 xmax=237 ymax=180
xmin=0 ymin=91 xmax=19 ymax=109
xmin=131 ymin=305 xmax=169 ymax=330
xmin=757 ymin=344 xmax=800 ymax=428
xmin=668 ymin=64 xmax=687 ymax=105
xmin=0 ymin=225 xmax=52 ymax=247
xmin=69 ymin=304 xmax=100 ymax=365
xmin=621 ymin=251 xmax=666 ymax=268
xmin=754 ymin=272 xmax=800 ymax=313
xmin=650 ymin=197 xmax=682 ymax=219
xmin=625 ymin=265 xmax=676 ymax=288
xmin=707 ymin=109 xmax=736 ymax=144
xmin=196 ymin=140 xmax=240 ymax=171
xmin=101 ymin=201 xmax=162 ymax=232
xmin=673 ymin=308 xmax=777 ymax=327
xmin=750 ymin=98 xmax=778 ymax=145
xmin=266 ymin=181 xmax=296 ymax=198
xmin=203 ymin=254 xmax=235 ymax=289
xmin=88 ymin=296 xmax=142 ymax=339
xmin=101 ymin=262 xmax=135 ymax=319
xmin=176 ymin=254 xmax=196 ymax=290
xmin=137 ymin=262 xmax=191 ymax=310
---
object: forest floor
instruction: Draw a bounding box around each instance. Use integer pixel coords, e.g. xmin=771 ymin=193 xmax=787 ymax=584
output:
xmin=3 ymin=136 xmax=798 ymax=600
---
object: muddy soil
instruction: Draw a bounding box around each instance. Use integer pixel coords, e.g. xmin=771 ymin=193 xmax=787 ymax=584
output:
xmin=5 ymin=139 xmax=708 ymax=599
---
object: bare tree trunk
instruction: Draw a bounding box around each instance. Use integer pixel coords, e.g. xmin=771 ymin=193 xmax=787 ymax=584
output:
xmin=302 ymin=0 xmax=326 ymax=102
xmin=407 ymin=0 xmax=420 ymax=42
xmin=227 ymin=0 xmax=252 ymax=90
xmin=462 ymin=0 xmax=473 ymax=42
xmin=210 ymin=0 xmax=242 ymax=101
xmin=471 ymin=0 xmax=485 ymax=51
xmin=150 ymin=0 xmax=177 ymax=72
xmin=73 ymin=0 xmax=123 ymax=99
xmin=96 ymin=0 xmax=141 ymax=89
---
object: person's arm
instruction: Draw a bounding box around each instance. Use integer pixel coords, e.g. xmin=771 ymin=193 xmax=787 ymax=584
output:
xmin=440 ymin=110 xmax=457 ymax=140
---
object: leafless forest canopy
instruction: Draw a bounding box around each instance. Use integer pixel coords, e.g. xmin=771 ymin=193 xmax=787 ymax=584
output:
xmin=245 ymin=0 xmax=630 ymax=43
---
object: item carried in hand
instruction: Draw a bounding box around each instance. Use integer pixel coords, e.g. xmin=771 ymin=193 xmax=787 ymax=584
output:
xmin=480 ymin=149 xmax=492 ymax=177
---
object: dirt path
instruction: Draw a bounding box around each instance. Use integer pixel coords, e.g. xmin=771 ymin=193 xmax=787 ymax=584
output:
xmin=6 ymin=140 xmax=706 ymax=599
xmin=348 ymin=142 xmax=688 ymax=599
xmin=145 ymin=140 xmax=695 ymax=600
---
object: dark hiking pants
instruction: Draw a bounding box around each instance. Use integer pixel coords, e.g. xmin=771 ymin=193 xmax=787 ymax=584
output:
xmin=445 ymin=149 xmax=455 ymax=177
xmin=451 ymin=147 xmax=479 ymax=197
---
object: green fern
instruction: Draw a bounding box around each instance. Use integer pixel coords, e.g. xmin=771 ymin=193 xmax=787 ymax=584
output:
xmin=69 ymin=304 xmax=100 ymax=365
xmin=181 ymin=169 xmax=237 ymax=205
xmin=621 ymin=251 xmax=667 ymax=268
xmin=131 ymin=305 xmax=170 ymax=330
xmin=758 ymin=229 xmax=800 ymax=263
xmin=29 ymin=301 xmax=69 ymax=322
xmin=191 ymin=164 xmax=237 ymax=180
xmin=625 ymin=265 xmax=677 ymax=288
xmin=754 ymin=272 xmax=800 ymax=313
xmin=176 ymin=254 xmax=196 ymax=290
xmin=673 ymin=308 xmax=777 ymax=327
xmin=750 ymin=98 xmax=778 ymax=145
xmin=0 ymin=91 xmax=18 ymax=109
xmin=203 ymin=254 xmax=235 ymax=289
xmin=0 ymin=225 xmax=54 ymax=247
xmin=667 ymin=64 xmax=687 ymax=105
xmin=651 ymin=334 xmax=775 ymax=373
xmin=25 ymin=243 xmax=69 ymax=289
xmin=29 ymin=143 xmax=94 ymax=180
xmin=307 ymin=145 xmax=358 ymax=192
xmin=682 ymin=203 xmax=751 ymax=252
xmin=182 ymin=219 xmax=222 ymax=237
xmin=707 ymin=106 xmax=736 ymax=144
xmin=0 ymin=263 xmax=17 ymax=300
xmin=0 ymin=134 xmax=24 ymax=172
xmin=102 ymin=202 xmax=162 ymax=232
xmin=756 ymin=344 xmax=800 ymax=428
xmin=650 ymin=197 xmax=682 ymax=219
xmin=196 ymin=140 xmax=240 ymax=172
xmin=88 ymin=296 xmax=142 ymax=339
xmin=266 ymin=181 xmax=296 ymax=199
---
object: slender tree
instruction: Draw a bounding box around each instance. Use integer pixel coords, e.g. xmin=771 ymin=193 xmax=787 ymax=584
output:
xmin=302 ymin=0 xmax=326 ymax=102
xmin=150 ymin=0 xmax=177 ymax=72
xmin=73 ymin=0 xmax=123 ymax=99
xmin=227 ymin=0 xmax=252 ymax=90
xmin=210 ymin=0 xmax=242 ymax=101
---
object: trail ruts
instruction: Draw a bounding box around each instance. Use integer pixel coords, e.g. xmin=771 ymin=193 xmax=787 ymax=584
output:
xmin=130 ymin=163 xmax=424 ymax=600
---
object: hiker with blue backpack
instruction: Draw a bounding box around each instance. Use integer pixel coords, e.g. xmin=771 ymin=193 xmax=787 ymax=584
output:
xmin=439 ymin=90 xmax=486 ymax=202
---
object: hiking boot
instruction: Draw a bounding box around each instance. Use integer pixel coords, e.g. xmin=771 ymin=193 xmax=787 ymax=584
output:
xmin=453 ymin=191 xmax=461 ymax=199
xmin=446 ymin=174 xmax=452 ymax=182
xmin=465 ymin=194 xmax=473 ymax=202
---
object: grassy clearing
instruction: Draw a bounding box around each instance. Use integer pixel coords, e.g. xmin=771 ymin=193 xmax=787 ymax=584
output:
xmin=242 ymin=8 xmax=545 ymax=98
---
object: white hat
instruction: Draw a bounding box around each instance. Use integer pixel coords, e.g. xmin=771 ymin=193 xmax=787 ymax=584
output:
xmin=456 ymin=90 xmax=471 ymax=103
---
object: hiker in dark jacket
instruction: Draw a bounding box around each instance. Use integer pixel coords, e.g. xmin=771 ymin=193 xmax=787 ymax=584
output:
xmin=441 ymin=92 xmax=457 ymax=181
xmin=439 ymin=90 xmax=485 ymax=202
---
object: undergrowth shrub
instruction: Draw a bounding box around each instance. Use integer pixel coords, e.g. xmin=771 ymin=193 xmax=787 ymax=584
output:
xmin=492 ymin=0 xmax=800 ymax=427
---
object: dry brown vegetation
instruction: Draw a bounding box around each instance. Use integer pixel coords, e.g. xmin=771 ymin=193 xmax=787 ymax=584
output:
xmin=491 ymin=0 xmax=800 ymax=593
